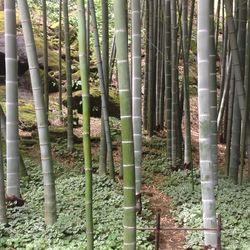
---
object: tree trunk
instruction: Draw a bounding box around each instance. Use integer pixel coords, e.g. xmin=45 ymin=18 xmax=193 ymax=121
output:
xmin=77 ymin=0 xmax=93 ymax=248
xmin=197 ymin=0 xmax=218 ymax=246
xmin=63 ymin=0 xmax=74 ymax=152
xmin=131 ymin=0 xmax=142 ymax=210
xmin=89 ymin=0 xmax=114 ymax=179
xmin=114 ymin=0 xmax=136 ymax=247
xmin=17 ymin=0 xmax=57 ymax=225
xmin=5 ymin=0 xmax=20 ymax=198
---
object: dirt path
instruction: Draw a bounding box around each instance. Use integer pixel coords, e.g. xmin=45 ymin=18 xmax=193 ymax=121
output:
xmin=143 ymin=177 xmax=186 ymax=250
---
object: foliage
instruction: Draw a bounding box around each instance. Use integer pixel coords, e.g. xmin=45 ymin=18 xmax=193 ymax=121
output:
xmin=159 ymin=170 xmax=250 ymax=250
xmin=142 ymin=137 xmax=171 ymax=184
xmin=0 ymin=159 xmax=154 ymax=249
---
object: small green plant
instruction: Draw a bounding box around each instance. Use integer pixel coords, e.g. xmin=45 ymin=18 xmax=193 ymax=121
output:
xmin=160 ymin=171 xmax=250 ymax=250
xmin=0 ymin=159 xmax=154 ymax=249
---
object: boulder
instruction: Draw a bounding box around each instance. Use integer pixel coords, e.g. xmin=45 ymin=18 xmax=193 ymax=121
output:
xmin=63 ymin=86 xmax=120 ymax=118
xmin=0 ymin=33 xmax=29 ymax=85
xmin=0 ymin=32 xmax=62 ymax=92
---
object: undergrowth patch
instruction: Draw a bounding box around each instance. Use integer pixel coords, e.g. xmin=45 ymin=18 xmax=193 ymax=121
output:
xmin=0 ymin=159 xmax=154 ymax=249
xmin=160 ymin=170 xmax=250 ymax=250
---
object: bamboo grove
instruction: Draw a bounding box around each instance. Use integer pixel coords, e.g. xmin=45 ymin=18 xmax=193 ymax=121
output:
xmin=0 ymin=0 xmax=249 ymax=249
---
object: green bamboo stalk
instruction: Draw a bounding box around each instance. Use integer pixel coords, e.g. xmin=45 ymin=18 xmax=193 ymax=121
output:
xmin=228 ymin=0 xmax=247 ymax=184
xmin=217 ymin=55 xmax=232 ymax=130
xmin=77 ymin=0 xmax=93 ymax=248
xmin=131 ymin=0 xmax=142 ymax=210
xmin=218 ymin=26 xmax=228 ymax=110
xmin=109 ymin=35 xmax=116 ymax=87
xmin=237 ymin=0 xmax=247 ymax=75
xmin=58 ymin=0 xmax=63 ymax=121
xmin=165 ymin=0 xmax=172 ymax=164
xmin=229 ymin=87 xmax=241 ymax=184
xmin=5 ymin=0 xmax=20 ymax=198
xmin=89 ymin=0 xmax=114 ymax=179
xmin=224 ymin=0 xmax=245 ymax=116
xmin=114 ymin=0 xmax=136 ymax=248
xmin=215 ymin=0 xmax=221 ymax=53
xmin=86 ymin=0 xmax=90 ymax=68
xmin=147 ymin=0 xmax=156 ymax=136
xmin=239 ymin=0 xmax=250 ymax=184
xmin=99 ymin=0 xmax=109 ymax=175
xmin=143 ymin=0 xmax=149 ymax=131
xmin=170 ymin=0 xmax=178 ymax=168
xmin=63 ymin=0 xmax=74 ymax=152
xmin=0 ymin=117 xmax=7 ymax=224
xmin=182 ymin=0 xmax=193 ymax=172
xmin=187 ymin=0 xmax=195 ymax=53
xmin=158 ymin=23 xmax=165 ymax=130
xmin=197 ymin=0 xmax=217 ymax=246
xmin=0 ymin=105 xmax=27 ymax=177
xmin=42 ymin=0 xmax=49 ymax=113
xmin=225 ymin=0 xmax=250 ymax=181
xmin=209 ymin=0 xmax=218 ymax=185
xmin=17 ymin=0 xmax=57 ymax=225
xmin=225 ymin=70 xmax=235 ymax=175
xmin=155 ymin=0 xmax=162 ymax=128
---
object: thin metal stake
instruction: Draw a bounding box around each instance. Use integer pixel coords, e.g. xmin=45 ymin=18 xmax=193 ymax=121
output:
xmin=217 ymin=215 xmax=222 ymax=250
xmin=155 ymin=209 xmax=161 ymax=250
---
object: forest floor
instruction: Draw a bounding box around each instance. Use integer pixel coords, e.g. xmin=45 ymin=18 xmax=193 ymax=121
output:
xmin=1 ymin=86 xmax=250 ymax=249
xmin=11 ymin=88 xmax=189 ymax=248
xmin=143 ymin=178 xmax=186 ymax=249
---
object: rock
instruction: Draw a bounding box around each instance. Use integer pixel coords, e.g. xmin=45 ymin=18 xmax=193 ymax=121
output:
xmin=0 ymin=32 xmax=63 ymax=92
xmin=62 ymin=87 xmax=120 ymax=118
xmin=0 ymin=33 xmax=29 ymax=84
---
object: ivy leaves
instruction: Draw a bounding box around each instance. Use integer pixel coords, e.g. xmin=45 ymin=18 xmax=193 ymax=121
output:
xmin=0 ymin=160 xmax=154 ymax=249
xmin=160 ymin=171 xmax=250 ymax=250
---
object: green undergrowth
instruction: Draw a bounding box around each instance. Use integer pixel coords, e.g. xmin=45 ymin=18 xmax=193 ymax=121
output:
xmin=142 ymin=137 xmax=171 ymax=184
xmin=159 ymin=170 xmax=250 ymax=250
xmin=0 ymin=159 xmax=154 ymax=249
xmin=0 ymin=86 xmax=36 ymax=128
xmin=142 ymin=136 xmax=250 ymax=249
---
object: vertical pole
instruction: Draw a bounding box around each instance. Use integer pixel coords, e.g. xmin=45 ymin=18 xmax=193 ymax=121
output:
xmin=155 ymin=210 xmax=161 ymax=250
xmin=217 ymin=215 xmax=222 ymax=250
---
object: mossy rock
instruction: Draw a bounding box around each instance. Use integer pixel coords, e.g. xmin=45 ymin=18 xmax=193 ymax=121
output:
xmin=48 ymin=126 xmax=82 ymax=143
xmin=0 ymin=86 xmax=37 ymax=129
xmin=63 ymin=86 xmax=120 ymax=118
xmin=0 ymin=11 xmax=21 ymax=33
xmin=0 ymin=10 xmax=65 ymax=90
xmin=20 ymin=138 xmax=37 ymax=147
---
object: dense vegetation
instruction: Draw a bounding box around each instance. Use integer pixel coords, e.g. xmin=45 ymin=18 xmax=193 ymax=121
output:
xmin=0 ymin=0 xmax=250 ymax=249
xmin=0 ymin=142 xmax=154 ymax=249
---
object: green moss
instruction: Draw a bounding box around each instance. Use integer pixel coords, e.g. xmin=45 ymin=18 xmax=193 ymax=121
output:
xmin=0 ymin=11 xmax=4 ymax=32
xmin=108 ymin=87 xmax=119 ymax=105
xmin=73 ymin=86 xmax=119 ymax=106
xmin=19 ymin=101 xmax=36 ymax=126
xmin=49 ymin=126 xmax=67 ymax=134
xmin=72 ymin=70 xmax=80 ymax=81
xmin=0 ymin=11 xmax=21 ymax=33
xmin=34 ymin=37 xmax=63 ymax=72
xmin=0 ymin=86 xmax=5 ymax=103
xmin=0 ymin=86 xmax=36 ymax=127
xmin=90 ymin=86 xmax=100 ymax=97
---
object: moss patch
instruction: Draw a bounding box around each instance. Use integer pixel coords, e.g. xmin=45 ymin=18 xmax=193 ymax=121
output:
xmin=19 ymin=100 xmax=36 ymax=126
xmin=0 ymin=86 xmax=36 ymax=128
xmin=0 ymin=85 xmax=5 ymax=103
xmin=34 ymin=36 xmax=64 ymax=72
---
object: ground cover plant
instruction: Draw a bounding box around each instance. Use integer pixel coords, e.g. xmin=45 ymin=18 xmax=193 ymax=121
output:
xmin=0 ymin=159 xmax=154 ymax=249
xmin=160 ymin=170 xmax=250 ymax=250
xmin=1 ymin=0 xmax=250 ymax=248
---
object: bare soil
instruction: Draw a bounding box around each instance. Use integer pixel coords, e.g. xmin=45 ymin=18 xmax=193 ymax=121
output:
xmin=143 ymin=178 xmax=186 ymax=250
